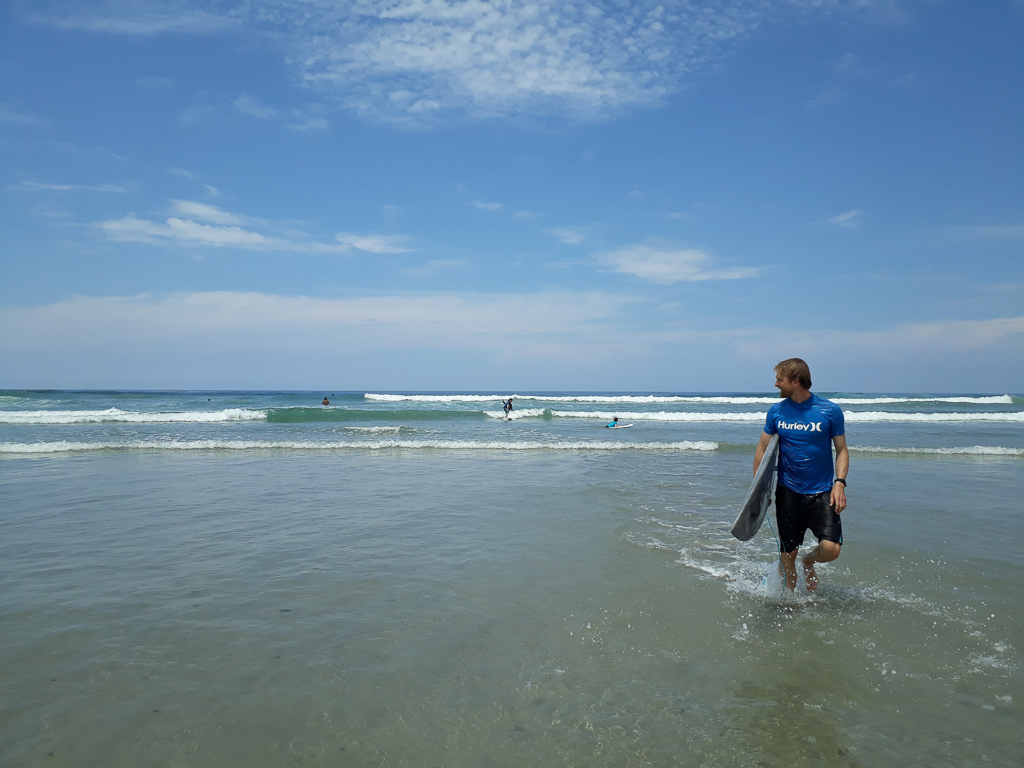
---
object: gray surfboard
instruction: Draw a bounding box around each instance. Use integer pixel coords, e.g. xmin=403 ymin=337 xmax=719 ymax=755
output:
xmin=731 ymin=434 xmax=779 ymax=541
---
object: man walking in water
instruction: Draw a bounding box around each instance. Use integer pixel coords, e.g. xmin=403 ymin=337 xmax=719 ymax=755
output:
xmin=753 ymin=358 xmax=849 ymax=592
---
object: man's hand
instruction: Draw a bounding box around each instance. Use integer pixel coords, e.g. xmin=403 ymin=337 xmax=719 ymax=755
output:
xmin=830 ymin=482 xmax=847 ymax=514
xmin=831 ymin=434 xmax=849 ymax=513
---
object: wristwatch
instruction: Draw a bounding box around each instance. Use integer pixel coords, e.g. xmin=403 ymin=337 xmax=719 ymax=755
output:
xmin=834 ymin=478 xmax=847 ymax=487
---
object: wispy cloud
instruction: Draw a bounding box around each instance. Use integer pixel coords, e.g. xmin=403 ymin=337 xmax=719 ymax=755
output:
xmin=12 ymin=181 xmax=133 ymax=193
xmin=28 ymin=3 xmax=883 ymax=125
xmin=826 ymin=210 xmax=862 ymax=227
xmin=233 ymin=94 xmax=329 ymax=131
xmin=286 ymin=116 xmax=329 ymax=132
xmin=233 ymin=94 xmax=279 ymax=119
xmin=169 ymin=200 xmax=250 ymax=226
xmin=32 ymin=1 xmax=775 ymax=124
xmin=33 ymin=8 xmax=237 ymax=35
xmin=598 ymin=244 xmax=759 ymax=285
xmin=472 ymin=201 xmax=503 ymax=212
xmin=0 ymin=102 xmax=46 ymax=126
xmin=546 ymin=227 xmax=587 ymax=245
xmin=96 ymin=202 xmax=347 ymax=253
xmin=0 ymin=290 xmax=632 ymax=351
xmin=336 ymin=232 xmax=414 ymax=254
xmin=294 ymin=0 xmax=769 ymax=122
xmin=736 ymin=315 xmax=1024 ymax=356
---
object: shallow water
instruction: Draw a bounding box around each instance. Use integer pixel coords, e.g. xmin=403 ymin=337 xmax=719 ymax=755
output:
xmin=1 ymin=391 xmax=1021 ymax=766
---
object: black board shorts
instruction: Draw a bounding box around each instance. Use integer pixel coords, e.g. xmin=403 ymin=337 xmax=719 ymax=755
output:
xmin=775 ymin=483 xmax=843 ymax=553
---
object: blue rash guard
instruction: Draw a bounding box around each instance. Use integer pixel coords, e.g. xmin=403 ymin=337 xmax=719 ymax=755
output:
xmin=764 ymin=394 xmax=845 ymax=495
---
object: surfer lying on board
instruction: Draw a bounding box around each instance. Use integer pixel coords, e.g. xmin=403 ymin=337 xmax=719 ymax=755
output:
xmin=753 ymin=358 xmax=849 ymax=593
xmin=606 ymin=417 xmax=619 ymax=428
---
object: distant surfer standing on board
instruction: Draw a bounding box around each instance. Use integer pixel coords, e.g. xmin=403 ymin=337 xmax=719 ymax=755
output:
xmin=753 ymin=358 xmax=849 ymax=593
xmin=503 ymin=397 xmax=514 ymax=417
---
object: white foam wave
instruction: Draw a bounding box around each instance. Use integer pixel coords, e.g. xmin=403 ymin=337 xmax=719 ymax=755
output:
xmin=342 ymin=426 xmax=405 ymax=434
xmin=367 ymin=393 xmax=1015 ymax=405
xmin=549 ymin=410 xmax=1024 ymax=423
xmin=0 ymin=439 xmax=721 ymax=455
xmin=366 ymin=393 xmax=510 ymax=403
xmin=552 ymin=410 xmax=764 ymax=422
xmin=851 ymin=445 xmax=1024 ymax=456
xmin=845 ymin=411 xmax=1024 ymax=423
xmin=483 ymin=408 xmax=548 ymax=420
xmin=0 ymin=408 xmax=266 ymax=424
xmin=833 ymin=395 xmax=1014 ymax=405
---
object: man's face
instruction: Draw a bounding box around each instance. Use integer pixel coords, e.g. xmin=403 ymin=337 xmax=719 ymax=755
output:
xmin=775 ymin=375 xmax=801 ymax=399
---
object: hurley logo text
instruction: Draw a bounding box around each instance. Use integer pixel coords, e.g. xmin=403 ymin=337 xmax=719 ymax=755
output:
xmin=778 ymin=420 xmax=823 ymax=432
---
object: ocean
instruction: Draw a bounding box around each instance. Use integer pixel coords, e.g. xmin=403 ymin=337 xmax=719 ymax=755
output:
xmin=1 ymin=389 xmax=1021 ymax=767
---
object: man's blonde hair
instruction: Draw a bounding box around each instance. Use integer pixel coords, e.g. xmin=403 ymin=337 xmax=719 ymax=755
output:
xmin=775 ymin=358 xmax=812 ymax=389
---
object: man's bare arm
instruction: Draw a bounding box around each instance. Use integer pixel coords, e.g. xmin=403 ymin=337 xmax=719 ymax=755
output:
xmin=753 ymin=431 xmax=771 ymax=475
xmin=831 ymin=434 xmax=849 ymax=514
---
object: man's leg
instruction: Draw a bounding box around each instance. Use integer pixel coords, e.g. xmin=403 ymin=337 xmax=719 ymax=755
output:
xmin=779 ymin=549 xmax=799 ymax=591
xmin=801 ymin=540 xmax=840 ymax=592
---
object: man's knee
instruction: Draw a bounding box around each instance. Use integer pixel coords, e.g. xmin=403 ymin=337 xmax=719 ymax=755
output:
xmin=817 ymin=540 xmax=841 ymax=562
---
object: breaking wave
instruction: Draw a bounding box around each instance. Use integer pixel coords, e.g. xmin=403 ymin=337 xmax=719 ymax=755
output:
xmin=0 ymin=408 xmax=265 ymax=425
xmin=366 ymin=393 xmax=1016 ymax=405
xmin=0 ymin=439 xmax=721 ymax=455
xmin=548 ymin=410 xmax=1024 ymax=423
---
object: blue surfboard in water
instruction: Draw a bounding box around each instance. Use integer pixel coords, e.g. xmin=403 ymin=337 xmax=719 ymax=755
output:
xmin=731 ymin=434 xmax=779 ymax=541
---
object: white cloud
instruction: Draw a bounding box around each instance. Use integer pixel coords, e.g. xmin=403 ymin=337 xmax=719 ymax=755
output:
xmin=407 ymin=99 xmax=440 ymax=114
xmin=829 ymin=315 xmax=1024 ymax=351
xmin=233 ymin=94 xmax=279 ymax=119
xmin=472 ymin=201 xmax=503 ymax=211
xmin=515 ymin=210 xmax=543 ymax=219
xmin=169 ymin=200 xmax=250 ymax=225
xmin=287 ymin=117 xmax=330 ymax=131
xmin=97 ymin=209 xmax=347 ymax=253
xmin=826 ymin=210 xmax=861 ymax=227
xmin=168 ymin=167 xmax=199 ymax=179
xmin=12 ymin=181 xmax=133 ymax=193
xmin=34 ymin=9 xmax=236 ymax=35
xmin=28 ymin=3 xmax=884 ymax=125
xmin=599 ymin=244 xmax=759 ymax=284
xmin=546 ymin=227 xmax=587 ymax=245
xmin=731 ymin=315 xmax=1024 ymax=359
xmin=0 ymin=290 xmax=632 ymax=352
xmin=336 ymin=232 xmax=414 ymax=254
xmin=289 ymin=0 xmax=770 ymax=122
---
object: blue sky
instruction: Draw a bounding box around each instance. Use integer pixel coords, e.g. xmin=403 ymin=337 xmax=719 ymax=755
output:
xmin=1 ymin=0 xmax=1022 ymax=392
